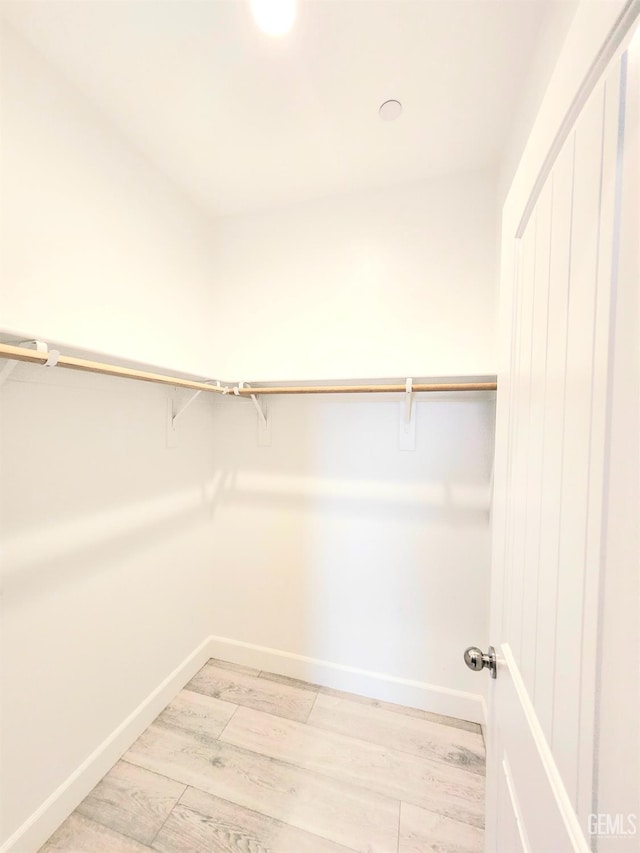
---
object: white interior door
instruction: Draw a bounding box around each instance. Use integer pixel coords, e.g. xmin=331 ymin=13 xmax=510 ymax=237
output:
xmin=481 ymin=25 xmax=639 ymax=853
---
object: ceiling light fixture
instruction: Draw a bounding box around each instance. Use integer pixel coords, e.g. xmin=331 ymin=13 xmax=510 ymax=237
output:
xmin=379 ymin=100 xmax=402 ymax=121
xmin=250 ymin=0 xmax=296 ymax=36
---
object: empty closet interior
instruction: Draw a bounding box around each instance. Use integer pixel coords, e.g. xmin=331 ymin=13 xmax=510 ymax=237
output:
xmin=1 ymin=1 xmax=638 ymax=851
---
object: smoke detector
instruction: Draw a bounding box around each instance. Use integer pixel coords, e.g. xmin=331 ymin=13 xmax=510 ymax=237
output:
xmin=379 ymin=100 xmax=402 ymax=121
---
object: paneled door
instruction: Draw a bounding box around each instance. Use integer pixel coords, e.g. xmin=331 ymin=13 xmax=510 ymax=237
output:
xmin=479 ymin=21 xmax=639 ymax=853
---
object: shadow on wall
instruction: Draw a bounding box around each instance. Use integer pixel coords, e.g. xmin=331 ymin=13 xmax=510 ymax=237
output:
xmin=0 ymin=365 xmax=219 ymax=604
xmin=210 ymin=477 xmax=489 ymax=523
xmin=1 ymin=481 xmax=221 ymax=604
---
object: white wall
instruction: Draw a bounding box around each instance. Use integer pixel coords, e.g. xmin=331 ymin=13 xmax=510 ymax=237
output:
xmin=498 ymin=0 xmax=578 ymax=203
xmin=208 ymin=392 xmax=494 ymax=705
xmin=208 ymin=170 xmax=498 ymax=382
xmin=0 ymin=365 xmax=218 ymax=846
xmin=1 ymin=20 xmax=498 ymax=386
xmin=0 ymin=22 xmax=217 ymax=377
xmin=0 ymin=21 xmax=222 ymax=849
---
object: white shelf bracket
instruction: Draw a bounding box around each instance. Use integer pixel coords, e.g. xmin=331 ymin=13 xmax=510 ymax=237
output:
xmin=399 ymin=377 xmax=416 ymax=451
xmin=235 ymin=382 xmax=267 ymax=428
xmin=251 ymin=393 xmax=267 ymax=429
xmin=234 ymin=382 xmax=270 ymax=446
xmin=23 ymin=339 xmax=60 ymax=367
xmin=172 ymin=390 xmax=201 ymax=426
xmin=172 ymin=380 xmax=222 ymax=426
xmin=404 ymin=377 xmax=413 ymax=423
xmin=252 ymin=395 xmax=267 ymax=428
xmin=1 ymin=340 xmax=59 ymax=388
xmin=167 ymin=380 xmax=221 ymax=447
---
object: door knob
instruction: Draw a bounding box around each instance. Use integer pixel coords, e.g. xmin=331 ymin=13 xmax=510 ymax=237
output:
xmin=464 ymin=645 xmax=497 ymax=678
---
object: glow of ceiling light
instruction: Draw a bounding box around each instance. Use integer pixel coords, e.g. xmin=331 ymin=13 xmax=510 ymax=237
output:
xmin=250 ymin=0 xmax=296 ymax=36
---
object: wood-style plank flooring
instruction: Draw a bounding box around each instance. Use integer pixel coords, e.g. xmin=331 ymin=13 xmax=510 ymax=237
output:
xmin=40 ymin=660 xmax=485 ymax=852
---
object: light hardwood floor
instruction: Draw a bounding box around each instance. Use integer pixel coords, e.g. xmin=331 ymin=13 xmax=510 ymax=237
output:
xmin=40 ymin=660 xmax=485 ymax=853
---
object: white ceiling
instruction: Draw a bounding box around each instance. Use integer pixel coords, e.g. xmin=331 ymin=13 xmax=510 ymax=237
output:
xmin=2 ymin=0 xmax=565 ymax=215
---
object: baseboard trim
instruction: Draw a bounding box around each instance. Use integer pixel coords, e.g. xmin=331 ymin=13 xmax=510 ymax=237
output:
xmin=208 ymin=634 xmax=486 ymax=725
xmin=3 ymin=634 xmax=485 ymax=852
xmin=0 ymin=636 xmax=213 ymax=853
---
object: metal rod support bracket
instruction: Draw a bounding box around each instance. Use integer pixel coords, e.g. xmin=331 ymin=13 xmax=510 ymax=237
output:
xmin=405 ymin=377 xmax=413 ymax=423
xmin=172 ymin=381 xmax=221 ymax=425
xmin=22 ymin=339 xmax=60 ymax=367
xmin=234 ymin=382 xmax=267 ymax=428
xmin=1 ymin=340 xmax=59 ymax=388
xmin=172 ymin=389 xmax=202 ymax=426
xmin=399 ymin=377 xmax=416 ymax=451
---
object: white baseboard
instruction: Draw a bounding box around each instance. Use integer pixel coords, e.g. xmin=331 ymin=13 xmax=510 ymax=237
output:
xmin=3 ymin=634 xmax=485 ymax=853
xmin=208 ymin=634 xmax=486 ymax=725
xmin=0 ymin=636 xmax=214 ymax=853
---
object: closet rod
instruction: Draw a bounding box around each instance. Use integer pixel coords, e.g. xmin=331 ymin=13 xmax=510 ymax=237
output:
xmin=234 ymin=382 xmax=496 ymax=395
xmin=0 ymin=343 xmax=226 ymax=394
xmin=0 ymin=343 xmax=497 ymax=395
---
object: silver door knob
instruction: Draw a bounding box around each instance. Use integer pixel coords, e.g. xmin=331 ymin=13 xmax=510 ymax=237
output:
xmin=464 ymin=646 xmax=497 ymax=678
